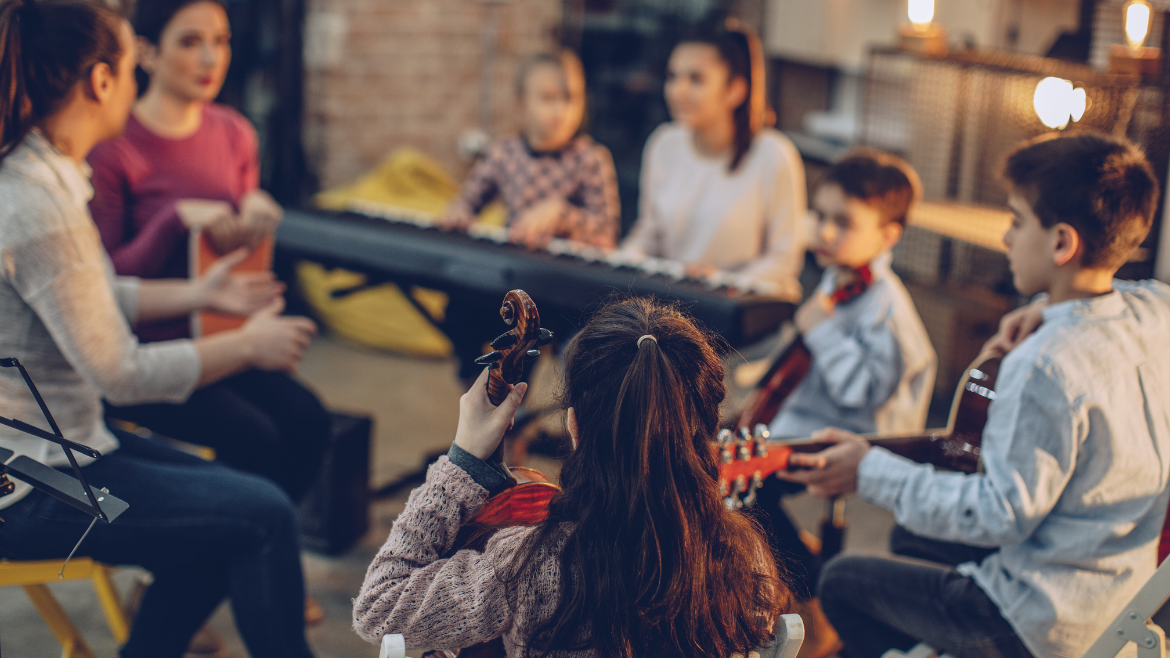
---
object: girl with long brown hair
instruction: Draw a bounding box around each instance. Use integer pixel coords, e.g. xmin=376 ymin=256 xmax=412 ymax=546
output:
xmin=354 ymin=297 xmax=789 ymax=657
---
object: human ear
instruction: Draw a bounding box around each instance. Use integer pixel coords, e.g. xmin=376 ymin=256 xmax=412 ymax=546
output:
xmin=725 ymin=75 xmax=748 ymax=110
xmin=566 ymin=407 xmax=579 ymax=450
xmin=87 ymin=62 xmax=114 ymax=103
xmin=137 ymin=37 xmax=158 ymax=75
xmin=1052 ymin=223 xmax=1082 ymax=267
xmin=880 ymin=221 xmax=904 ymax=251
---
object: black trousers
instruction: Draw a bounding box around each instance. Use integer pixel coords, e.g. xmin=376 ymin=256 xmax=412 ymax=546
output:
xmin=818 ymin=526 xmax=1033 ymax=658
xmin=106 ymin=369 xmax=330 ymax=503
xmin=751 ymin=477 xmax=821 ymax=601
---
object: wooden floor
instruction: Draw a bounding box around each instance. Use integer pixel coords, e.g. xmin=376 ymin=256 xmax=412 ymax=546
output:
xmin=0 ymin=334 xmax=895 ymax=658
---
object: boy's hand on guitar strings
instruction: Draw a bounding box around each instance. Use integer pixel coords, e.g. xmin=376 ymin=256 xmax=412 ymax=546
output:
xmin=454 ymin=368 xmax=528 ymax=461
xmin=983 ymin=298 xmax=1046 ymax=357
xmin=775 ymin=427 xmax=869 ymax=497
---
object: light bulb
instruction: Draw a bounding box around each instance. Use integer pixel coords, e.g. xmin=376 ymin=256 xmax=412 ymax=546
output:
xmin=1033 ymin=77 xmax=1075 ymax=130
xmin=1125 ymin=0 xmax=1152 ymax=50
xmin=908 ymin=0 xmax=935 ymax=28
xmin=1070 ymin=87 xmax=1087 ymax=122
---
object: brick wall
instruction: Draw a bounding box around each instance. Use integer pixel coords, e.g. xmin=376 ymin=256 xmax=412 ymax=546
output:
xmin=302 ymin=0 xmax=562 ymax=190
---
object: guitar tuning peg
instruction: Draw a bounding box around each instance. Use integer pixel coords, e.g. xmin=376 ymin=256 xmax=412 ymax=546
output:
xmin=717 ymin=429 xmax=733 ymax=445
xmin=538 ymin=328 xmax=554 ymax=346
xmin=525 ymin=349 xmax=540 ymax=360
xmin=736 ymin=427 xmax=751 ymax=443
xmin=474 ymin=351 xmax=503 ymax=365
xmin=490 ymin=333 xmax=518 ymax=350
xmin=753 ymin=423 xmax=770 ymax=441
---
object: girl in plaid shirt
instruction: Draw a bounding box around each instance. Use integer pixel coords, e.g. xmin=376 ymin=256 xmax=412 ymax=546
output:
xmin=441 ymin=50 xmax=620 ymax=250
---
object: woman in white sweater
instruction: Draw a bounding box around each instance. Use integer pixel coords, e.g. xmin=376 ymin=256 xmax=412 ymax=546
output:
xmin=620 ymin=21 xmax=806 ymax=301
xmin=0 ymin=2 xmax=317 ymax=657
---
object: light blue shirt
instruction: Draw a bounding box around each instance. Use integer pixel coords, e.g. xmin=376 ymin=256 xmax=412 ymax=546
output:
xmin=771 ymin=252 xmax=936 ymax=436
xmin=859 ymin=280 xmax=1170 ymax=658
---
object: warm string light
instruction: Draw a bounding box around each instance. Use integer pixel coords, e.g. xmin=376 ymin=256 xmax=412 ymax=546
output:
xmin=1125 ymin=0 xmax=1153 ymax=51
xmin=908 ymin=0 xmax=935 ymax=29
xmin=1033 ymin=77 xmax=1087 ymax=130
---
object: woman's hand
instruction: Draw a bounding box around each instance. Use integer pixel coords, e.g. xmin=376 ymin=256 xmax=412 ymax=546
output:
xmin=453 ymin=368 xmax=528 ymax=461
xmin=240 ymin=298 xmax=317 ymax=373
xmin=508 ymin=197 xmax=565 ymax=249
xmin=197 ymin=248 xmax=285 ymax=316
xmin=983 ymin=298 xmax=1046 ymax=357
xmin=239 ymin=189 xmax=283 ymax=244
xmin=774 ymin=428 xmax=870 ymax=497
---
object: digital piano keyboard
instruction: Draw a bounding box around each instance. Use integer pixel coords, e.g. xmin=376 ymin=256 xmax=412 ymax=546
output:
xmin=275 ymin=204 xmax=795 ymax=347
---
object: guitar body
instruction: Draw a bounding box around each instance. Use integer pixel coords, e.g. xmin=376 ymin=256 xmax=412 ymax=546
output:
xmin=719 ymin=353 xmax=1003 ymax=504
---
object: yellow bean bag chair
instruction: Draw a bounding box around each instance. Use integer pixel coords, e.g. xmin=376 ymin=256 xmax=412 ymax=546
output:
xmin=300 ymin=147 xmax=505 ymax=358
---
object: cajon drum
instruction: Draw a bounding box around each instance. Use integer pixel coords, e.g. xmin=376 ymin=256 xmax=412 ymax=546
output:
xmin=189 ymin=230 xmax=275 ymax=337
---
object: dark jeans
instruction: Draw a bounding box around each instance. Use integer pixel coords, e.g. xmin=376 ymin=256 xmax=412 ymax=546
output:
xmin=106 ymin=370 xmax=330 ymax=503
xmin=818 ymin=526 xmax=1032 ymax=658
xmin=0 ymin=430 xmax=313 ymax=658
xmin=751 ymin=477 xmax=820 ymax=601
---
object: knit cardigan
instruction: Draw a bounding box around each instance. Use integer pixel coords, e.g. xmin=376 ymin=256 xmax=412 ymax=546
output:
xmin=353 ymin=456 xmax=580 ymax=657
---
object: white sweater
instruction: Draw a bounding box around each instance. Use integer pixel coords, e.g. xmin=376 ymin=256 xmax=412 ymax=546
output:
xmin=620 ymin=124 xmax=807 ymax=301
xmin=0 ymin=132 xmax=200 ymax=508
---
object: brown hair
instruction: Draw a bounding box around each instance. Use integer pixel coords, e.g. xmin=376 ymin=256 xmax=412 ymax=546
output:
xmin=1004 ymin=132 xmax=1158 ymax=270
xmin=0 ymin=0 xmax=125 ymax=161
xmin=822 ymin=148 xmax=922 ymax=227
xmin=503 ymin=297 xmax=789 ymax=658
xmin=677 ymin=18 xmax=769 ymax=172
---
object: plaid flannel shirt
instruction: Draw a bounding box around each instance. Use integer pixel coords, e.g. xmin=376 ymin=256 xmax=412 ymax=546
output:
xmin=447 ymin=135 xmax=620 ymax=248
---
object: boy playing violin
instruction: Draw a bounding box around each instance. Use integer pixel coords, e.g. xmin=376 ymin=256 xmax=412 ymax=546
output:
xmin=752 ymin=150 xmax=936 ymax=658
xmin=786 ymin=133 xmax=1170 ymax=658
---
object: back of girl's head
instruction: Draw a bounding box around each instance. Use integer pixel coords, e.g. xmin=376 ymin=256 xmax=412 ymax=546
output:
xmin=0 ymin=0 xmax=125 ymax=159
xmin=822 ymin=148 xmax=922 ymax=227
xmin=677 ymin=17 xmax=767 ymax=171
xmin=132 ymin=0 xmax=225 ymax=45
xmin=507 ymin=297 xmax=788 ymax=658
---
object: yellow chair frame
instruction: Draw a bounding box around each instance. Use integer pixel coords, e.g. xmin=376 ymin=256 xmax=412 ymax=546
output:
xmin=0 ymin=557 xmax=129 ymax=658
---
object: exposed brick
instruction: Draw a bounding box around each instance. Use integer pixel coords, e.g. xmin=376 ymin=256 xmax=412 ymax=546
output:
xmin=304 ymin=0 xmax=561 ymax=189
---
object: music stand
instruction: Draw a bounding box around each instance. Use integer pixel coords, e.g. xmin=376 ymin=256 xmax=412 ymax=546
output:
xmin=0 ymin=357 xmax=129 ymax=572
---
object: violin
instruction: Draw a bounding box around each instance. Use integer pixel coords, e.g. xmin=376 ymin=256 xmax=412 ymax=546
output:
xmin=736 ymin=264 xmax=874 ymax=430
xmin=427 ymin=290 xmax=557 ymax=658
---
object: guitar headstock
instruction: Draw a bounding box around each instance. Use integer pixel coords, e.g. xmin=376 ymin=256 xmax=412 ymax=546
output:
xmin=716 ymin=423 xmax=793 ymax=509
xmin=473 ymin=290 xmax=552 ymax=406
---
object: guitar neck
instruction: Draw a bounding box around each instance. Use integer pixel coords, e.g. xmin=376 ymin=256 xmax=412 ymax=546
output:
xmin=778 ymin=429 xmax=980 ymax=474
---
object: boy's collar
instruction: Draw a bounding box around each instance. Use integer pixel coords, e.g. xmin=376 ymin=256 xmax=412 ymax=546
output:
xmin=1042 ymin=289 xmax=1126 ymax=322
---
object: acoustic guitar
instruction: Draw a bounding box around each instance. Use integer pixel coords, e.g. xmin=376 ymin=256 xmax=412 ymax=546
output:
xmin=736 ymin=264 xmax=873 ymax=430
xmin=422 ymin=290 xmax=557 ymax=658
xmin=720 ymin=352 xmax=1001 ymax=509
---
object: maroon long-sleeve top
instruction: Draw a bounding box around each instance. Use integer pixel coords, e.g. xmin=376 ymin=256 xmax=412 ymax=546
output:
xmin=87 ymin=103 xmax=259 ymax=342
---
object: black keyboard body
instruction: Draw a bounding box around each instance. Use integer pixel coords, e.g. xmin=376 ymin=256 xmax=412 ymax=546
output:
xmin=275 ymin=208 xmax=794 ymax=347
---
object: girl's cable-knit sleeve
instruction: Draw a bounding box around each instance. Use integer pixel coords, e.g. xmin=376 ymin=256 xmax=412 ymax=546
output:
xmin=353 ymin=456 xmax=529 ymax=650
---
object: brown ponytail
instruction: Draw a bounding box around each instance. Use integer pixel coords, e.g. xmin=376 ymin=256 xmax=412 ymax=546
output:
xmin=0 ymin=0 xmax=124 ymax=162
xmin=503 ymin=297 xmax=789 ymax=658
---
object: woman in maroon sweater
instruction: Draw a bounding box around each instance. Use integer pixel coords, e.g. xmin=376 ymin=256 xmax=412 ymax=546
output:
xmin=88 ymin=0 xmax=329 ymax=507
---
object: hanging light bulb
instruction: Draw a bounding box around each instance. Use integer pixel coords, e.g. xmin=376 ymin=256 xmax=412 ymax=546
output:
xmin=908 ymin=0 xmax=935 ymax=29
xmin=1125 ymin=0 xmax=1153 ymax=51
xmin=1033 ymin=77 xmax=1088 ymax=130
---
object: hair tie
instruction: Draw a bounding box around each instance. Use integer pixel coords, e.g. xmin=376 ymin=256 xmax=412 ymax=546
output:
xmin=637 ymin=335 xmax=657 ymax=348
